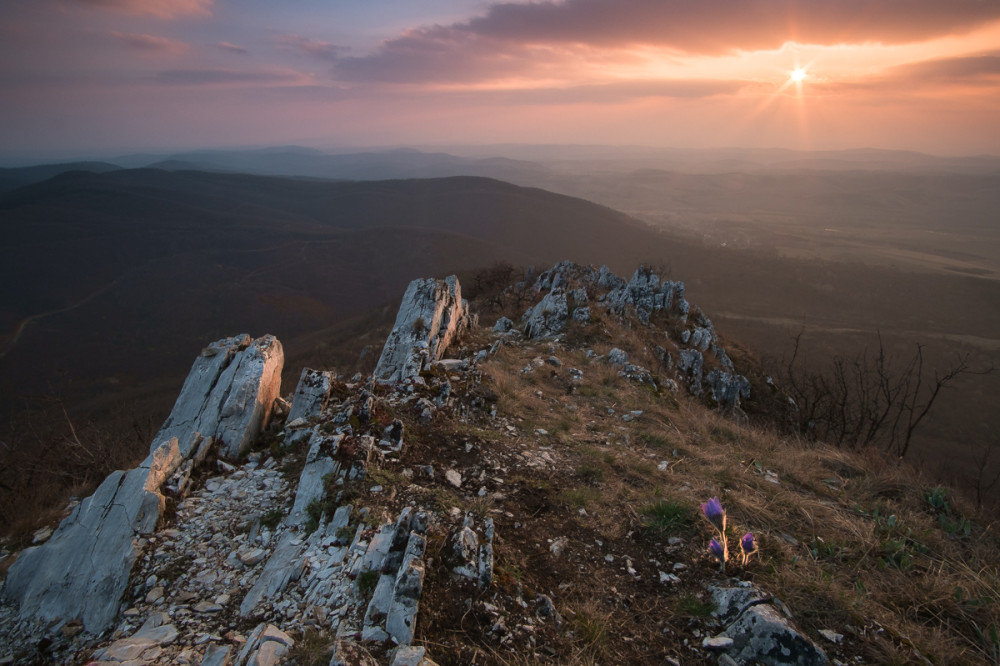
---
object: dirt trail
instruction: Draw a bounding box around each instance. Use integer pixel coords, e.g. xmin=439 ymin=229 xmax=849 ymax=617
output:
xmin=0 ymin=279 xmax=119 ymax=360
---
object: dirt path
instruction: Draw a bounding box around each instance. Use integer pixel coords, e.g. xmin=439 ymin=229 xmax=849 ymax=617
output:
xmin=0 ymin=278 xmax=120 ymax=360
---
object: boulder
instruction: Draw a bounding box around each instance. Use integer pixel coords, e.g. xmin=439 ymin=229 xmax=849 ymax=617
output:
xmin=153 ymin=334 xmax=284 ymax=459
xmin=375 ymin=276 xmax=470 ymax=384
xmin=724 ymin=603 xmax=826 ymax=665
xmin=707 ymin=369 xmax=752 ymax=410
xmin=607 ymin=348 xmax=629 ymax=368
xmin=286 ymin=368 xmax=333 ymax=426
xmin=571 ymin=306 xmax=591 ymax=324
xmin=285 ymin=432 xmax=341 ymax=527
xmin=522 ymin=288 xmax=568 ymax=339
xmin=492 ymin=316 xmax=514 ymax=334
xmin=2 ymin=335 xmax=284 ymax=636
xmin=710 ymin=584 xmax=827 ymax=666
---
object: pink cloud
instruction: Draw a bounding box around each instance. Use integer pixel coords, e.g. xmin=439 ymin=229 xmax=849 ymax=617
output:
xmin=70 ymin=0 xmax=212 ymax=19
xmin=112 ymin=32 xmax=189 ymax=55
xmin=153 ymin=68 xmax=308 ymax=86
xmin=276 ymin=34 xmax=348 ymax=62
xmin=218 ymin=42 xmax=248 ymax=55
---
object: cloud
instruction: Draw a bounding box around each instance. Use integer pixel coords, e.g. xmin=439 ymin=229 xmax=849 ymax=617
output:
xmin=479 ymin=79 xmax=753 ymax=105
xmin=276 ymin=34 xmax=348 ymax=62
xmin=334 ymin=29 xmax=536 ymax=83
xmin=218 ymin=42 xmax=249 ymax=55
xmin=458 ymin=0 xmax=1000 ymax=51
xmin=817 ymin=52 xmax=1000 ymax=93
xmin=330 ymin=0 xmax=1000 ymax=85
xmin=112 ymin=32 xmax=189 ymax=55
xmin=154 ymin=68 xmax=305 ymax=86
xmin=70 ymin=0 xmax=212 ymax=19
xmin=889 ymin=53 xmax=1000 ymax=83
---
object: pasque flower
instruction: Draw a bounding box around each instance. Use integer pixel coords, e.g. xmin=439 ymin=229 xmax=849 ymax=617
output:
xmin=709 ymin=538 xmax=726 ymax=564
xmin=700 ymin=496 xmax=726 ymax=534
xmin=740 ymin=532 xmax=758 ymax=565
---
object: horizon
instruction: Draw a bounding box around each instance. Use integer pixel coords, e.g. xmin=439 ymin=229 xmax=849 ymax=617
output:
xmin=2 ymin=1 xmax=999 ymax=161
xmin=4 ymin=142 xmax=1000 ymax=170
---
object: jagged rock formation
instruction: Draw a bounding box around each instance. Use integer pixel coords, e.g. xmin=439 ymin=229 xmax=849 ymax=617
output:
xmin=0 ymin=439 xmax=184 ymax=635
xmin=522 ymin=287 xmax=568 ymax=339
xmin=154 ymin=334 xmax=284 ymax=459
xmin=1 ymin=263 xmax=845 ymax=666
xmin=374 ymin=276 xmax=470 ymax=384
xmin=1 ymin=334 xmax=283 ymax=637
xmin=517 ymin=261 xmax=751 ymax=410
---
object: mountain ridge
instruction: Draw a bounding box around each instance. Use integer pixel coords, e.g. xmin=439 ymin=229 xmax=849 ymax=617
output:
xmin=1 ymin=263 xmax=997 ymax=665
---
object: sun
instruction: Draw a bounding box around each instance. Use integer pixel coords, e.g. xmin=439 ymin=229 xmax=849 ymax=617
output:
xmin=790 ymin=67 xmax=807 ymax=83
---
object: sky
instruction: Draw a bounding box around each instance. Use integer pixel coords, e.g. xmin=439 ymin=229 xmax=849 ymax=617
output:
xmin=2 ymin=0 xmax=1000 ymax=161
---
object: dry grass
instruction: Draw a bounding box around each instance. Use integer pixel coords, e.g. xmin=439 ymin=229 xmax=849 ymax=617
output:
xmin=471 ymin=307 xmax=1000 ymax=665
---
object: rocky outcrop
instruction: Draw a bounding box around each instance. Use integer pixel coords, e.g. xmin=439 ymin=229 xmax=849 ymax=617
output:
xmin=375 ymin=276 xmax=470 ymax=384
xmin=153 ymin=334 xmax=284 ymax=459
xmin=1 ymin=439 xmax=184 ymax=635
xmin=512 ymin=262 xmax=752 ymax=409
xmin=1 ymin=334 xmax=283 ymax=637
xmin=286 ymin=368 xmax=333 ymax=426
xmin=522 ymin=288 xmax=568 ymax=339
xmin=602 ymin=266 xmax=683 ymax=324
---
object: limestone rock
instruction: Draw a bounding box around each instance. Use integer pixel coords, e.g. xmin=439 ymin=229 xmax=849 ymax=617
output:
xmin=286 ymin=368 xmax=334 ymax=425
xmin=522 ymin=288 xmax=568 ymax=339
xmin=706 ymin=369 xmax=752 ymax=410
xmin=603 ymin=266 xmax=681 ymax=324
xmin=607 ymin=348 xmax=629 ymax=368
xmin=492 ymin=316 xmax=514 ymax=334
xmin=391 ymin=645 xmax=438 ymax=666
xmin=724 ymin=603 xmax=826 ymax=665
xmin=375 ymin=276 xmax=470 ymax=384
xmin=710 ymin=584 xmax=826 ymax=666
xmin=153 ymin=334 xmax=284 ymax=459
xmin=285 ymin=432 xmax=341 ymax=527
xmin=2 ymin=439 xmax=183 ymax=634
xmin=200 ymin=644 xmax=232 ymax=666
xmin=239 ymin=533 xmax=306 ymax=616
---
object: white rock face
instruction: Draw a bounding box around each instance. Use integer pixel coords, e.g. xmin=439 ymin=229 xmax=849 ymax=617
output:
xmin=374 ymin=276 xmax=469 ymax=384
xmin=522 ymin=288 xmax=568 ymax=339
xmin=2 ymin=439 xmax=183 ymax=634
xmin=1 ymin=334 xmax=283 ymax=637
xmin=153 ymin=334 xmax=284 ymax=459
xmin=286 ymin=368 xmax=333 ymax=426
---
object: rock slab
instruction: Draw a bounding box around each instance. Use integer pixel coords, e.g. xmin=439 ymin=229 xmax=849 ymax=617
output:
xmin=153 ymin=334 xmax=284 ymax=459
xmin=375 ymin=276 xmax=470 ymax=384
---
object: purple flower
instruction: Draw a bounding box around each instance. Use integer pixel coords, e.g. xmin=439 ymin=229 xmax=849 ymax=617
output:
xmin=701 ymin=497 xmax=726 ymax=533
xmin=709 ymin=538 xmax=726 ymax=563
xmin=740 ymin=532 xmax=758 ymax=565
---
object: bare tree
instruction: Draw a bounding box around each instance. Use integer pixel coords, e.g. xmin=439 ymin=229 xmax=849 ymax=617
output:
xmin=778 ymin=330 xmax=992 ymax=459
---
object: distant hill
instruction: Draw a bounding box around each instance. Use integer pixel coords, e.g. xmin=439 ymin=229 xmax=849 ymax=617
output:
xmin=0 ymin=169 xmax=665 ymax=419
xmin=0 ymin=166 xmax=997 ymax=488
xmin=113 ymin=147 xmax=551 ymax=183
xmin=0 ymin=161 xmax=120 ymax=195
